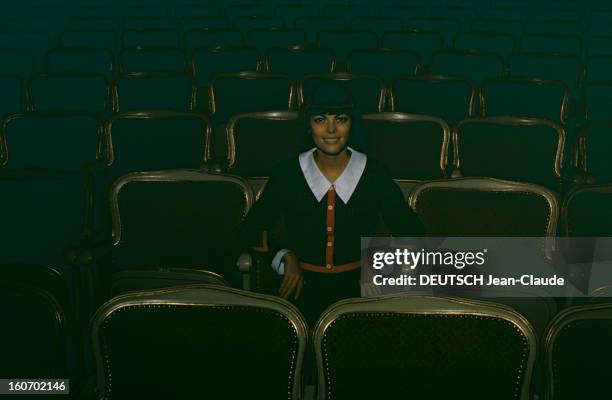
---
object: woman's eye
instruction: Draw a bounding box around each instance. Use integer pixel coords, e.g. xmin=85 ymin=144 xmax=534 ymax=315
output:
xmin=336 ymin=116 xmax=348 ymax=123
xmin=313 ymin=117 xmax=325 ymax=124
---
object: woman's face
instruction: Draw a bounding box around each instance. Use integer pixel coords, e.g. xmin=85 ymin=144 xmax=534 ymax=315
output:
xmin=309 ymin=113 xmax=352 ymax=156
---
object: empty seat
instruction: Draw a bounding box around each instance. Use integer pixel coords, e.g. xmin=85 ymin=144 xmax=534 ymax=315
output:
xmin=265 ymin=47 xmax=334 ymax=79
xmin=314 ymin=296 xmax=536 ymax=400
xmin=431 ymin=50 xmax=504 ymax=85
xmin=348 ymin=49 xmax=420 ymax=83
xmin=109 ymin=170 xmax=253 ymax=283
xmin=92 ymin=285 xmax=307 ymax=399
xmin=579 ymin=124 xmax=612 ymax=183
xmin=520 ymin=34 xmax=582 ymax=56
xmin=361 ymin=112 xmax=450 ymax=180
xmin=349 ymin=16 xmax=403 ymax=34
xmin=176 ymin=4 xmax=224 ymax=19
xmin=0 ymin=76 xmax=24 ymax=118
xmin=1 ymin=113 xmax=101 ymax=171
xmin=235 ymin=16 xmax=284 ymax=31
xmin=585 ymin=81 xmax=612 ymax=122
xmin=105 ymin=111 xmax=210 ymax=182
xmin=294 ymin=16 xmax=348 ymax=44
xmin=299 ymin=73 xmax=384 ymax=113
xmin=245 ymin=28 xmax=306 ymax=53
xmin=587 ymin=56 xmax=612 ymax=81
xmin=454 ymin=32 xmax=515 ymax=59
xmin=526 ymin=20 xmax=582 ymax=36
xmin=27 ymin=74 xmax=110 ymax=113
xmin=210 ymin=72 xmax=294 ymax=123
xmin=587 ymin=35 xmax=612 ymax=57
xmin=0 ymin=49 xmax=37 ymax=79
xmin=123 ymin=17 xmax=176 ymax=31
xmin=45 ymin=48 xmax=114 ymax=77
xmin=405 ymin=17 xmax=461 ymax=46
xmin=453 ymin=117 xmax=564 ymax=188
xmin=317 ymin=29 xmax=378 ymax=71
xmin=563 ymin=184 xmax=612 ymax=236
xmin=409 ymin=177 xmax=559 ymax=237
xmin=68 ymin=16 xmax=117 ymax=30
xmin=0 ymin=171 xmax=93 ymax=267
xmin=179 ymin=16 xmax=230 ymax=32
xmin=544 ymin=303 xmax=612 ymax=399
xmin=390 ymin=76 xmax=477 ymax=126
xmin=109 ymin=268 xmax=227 ymax=297
xmin=509 ymin=54 xmax=582 ymax=98
xmin=468 ymin=19 xmax=523 ymax=38
xmin=381 ymin=31 xmax=444 ymax=66
xmin=0 ymin=277 xmax=69 ymax=380
xmin=481 ymin=78 xmax=569 ymax=124
xmin=121 ymin=29 xmax=180 ymax=49
xmin=183 ymin=29 xmax=243 ymax=51
xmin=119 ymin=48 xmax=187 ymax=73
xmin=192 ymin=47 xmax=259 ymax=113
xmin=113 ymin=73 xmax=195 ymax=112
xmin=226 ymin=111 xmax=300 ymax=177
xmin=60 ymin=30 xmax=119 ymax=51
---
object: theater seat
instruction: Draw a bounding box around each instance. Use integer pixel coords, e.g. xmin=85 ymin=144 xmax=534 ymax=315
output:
xmin=44 ymin=48 xmax=114 ymax=78
xmin=544 ymin=303 xmax=612 ymax=400
xmin=112 ymin=72 xmax=196 ymax=112
xmin=453 ymin=117 xmax=565 ymax=189
xmin=27 ymin=73 xmax=110 ymax=113
xmin=109 ymin=170 xmax=253 ymax=287
xmin=265 ymin=47 xmax=335 ymax=80
xmin=563 ymin=185 xmax=612 ymax=236
xmin=209 ymin=72 xmax=294 ymax=123
xmin=361 ymin=112 xmax=450 ymax=180
xmin=226 ymin=111 xmax=300 ymax=177
xmin=92 ymin=285 xmax=307 ymax=399
xmin=314 ymin=296 xmax=535 ymax=400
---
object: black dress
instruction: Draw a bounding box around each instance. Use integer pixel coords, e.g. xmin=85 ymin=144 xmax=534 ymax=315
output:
xmin=241 ymin=155 xmax=424 ymax=325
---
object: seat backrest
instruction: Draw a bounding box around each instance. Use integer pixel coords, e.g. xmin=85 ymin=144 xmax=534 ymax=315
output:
xmin=430 ymin=50 xmax=504 ymax=85
xmin=210 ymin=72 xmax=294 ymax=122
xmin=520 ymin=34 xmax=582 ymax=56
xmin=509 ymin=53 xmax=582 ymax=98
xmin=409 ymin=177 xmax=559 ymax=237
xmin=454 ymin=32 xmax=516 ymax=59
xmin=60 ymin=29 xmax=118 ymax=51
xmin=361 ymin=112 xmax=450 ymax=180
xmin=317 ymin=29 xmax=378 ymax=70
xmin=182 ymin=28 xmax=243 ymax=52
xmin=585 ymin=81 xmax=612 ymax=122
xmin=299 ymin=73 xmax=384 ymax=113
xmin=453 ymin=117 xmax=564 ymax=188
xmin=121 ymin=29 xmax=180 ymax=49
xmin=110 ymin=170 xmax=253 ymax=278
xmin=265 ymin=47 xmax=335 ymax=79
xmin=226 ymin=111 xmax=300 ymax=177
xmin=119 ymin=48 xmax=187 ymax=74
xmin=390 ymin=75 xmax=477 ymax=126
xmin=112 ymin=72 xmax=196 ymax=112
xmin=481 ymin=77 xmax=569 ymax=124
xmin=544 ymin=303 xmax=612 ymax=400
xmin=105 ymin=112 xmax=211 ymax=181
xmin=0 ymin=171 xmax=92 ymax=266
xmin=1 ymin=112 xmax=101 ymax=171
xmin=405 ymin=17 xmax=461 ymax=46
xmin=314 ymin=296 xmax=535 ymax=400
xmin=382 ymin=31 xmax=443 ymax=66
xmin=44 ymin=47 xmax=114 ymax=77
xmin=28 ymin=73 xmax=110 ymax=113
xmin=563 ymin=185 xmax=612 ymax=236
xmin=245 ymin=28 xmax=306 ymax=53
xmin=348 ymin=49 xmax=420 ymax=83
xmin=92 ymin=285 xmax=307 ymax=399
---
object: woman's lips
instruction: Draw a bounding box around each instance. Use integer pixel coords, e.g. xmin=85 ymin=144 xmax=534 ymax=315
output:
xmin=323 ymin=138 xmax=339 ymax=144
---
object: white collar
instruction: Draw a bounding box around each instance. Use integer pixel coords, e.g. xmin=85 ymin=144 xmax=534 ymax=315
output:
xmin=298 ymin=147 xmax=367 ymax=203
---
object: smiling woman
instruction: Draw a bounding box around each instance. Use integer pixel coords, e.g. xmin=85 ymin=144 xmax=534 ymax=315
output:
xmin=240 ymin=81 xmax=424 ymax=326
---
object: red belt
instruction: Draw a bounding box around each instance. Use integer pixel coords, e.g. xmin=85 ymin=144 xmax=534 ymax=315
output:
xmin=301 ymin=261 xmax=360 ymax=274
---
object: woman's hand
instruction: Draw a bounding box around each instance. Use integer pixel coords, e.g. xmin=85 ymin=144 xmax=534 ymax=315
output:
xmin=279 ymin=251 xmax=304 ymax=300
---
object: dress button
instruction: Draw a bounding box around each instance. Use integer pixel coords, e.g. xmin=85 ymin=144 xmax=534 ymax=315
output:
xmin=327 ymin=205 xmax=333 ymax=210
xmin=327 ymin=241 xmax=332 ymax=247
xmin=327 ymin=226 xmax=332 ymax=232
xmin=325 ymin=264 xmax=332 ymax=270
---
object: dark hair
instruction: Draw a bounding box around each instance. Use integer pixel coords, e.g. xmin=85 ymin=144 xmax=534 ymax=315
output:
xmin=298 ymin=81 xmax=367 ymax=153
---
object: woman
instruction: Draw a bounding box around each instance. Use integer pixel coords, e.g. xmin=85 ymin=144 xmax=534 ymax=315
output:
xmin=241 ymin=81 xmax=424 ymax=325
